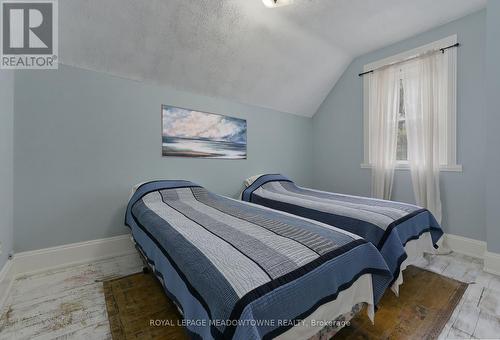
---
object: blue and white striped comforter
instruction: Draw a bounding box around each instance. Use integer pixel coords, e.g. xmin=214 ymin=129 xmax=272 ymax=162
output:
xmin=126 ymin=180 xmax=392 ymax=339
xmin=241 ymin=174 xmax=443 ymax=291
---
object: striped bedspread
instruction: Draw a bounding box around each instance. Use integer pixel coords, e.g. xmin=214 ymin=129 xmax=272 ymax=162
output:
xmin=241 ymin=174 xmax=443 ymax=291
xmin=126 ymin=181 xmax=392 ymax=340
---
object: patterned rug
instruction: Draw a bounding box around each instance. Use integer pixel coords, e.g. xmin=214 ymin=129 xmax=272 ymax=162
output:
xmin=103 ymin=271 xmax=188 ymax=339
xmin=103 ymin=265 xmax=467 ymax=339
xmin=335 ymin=265 xmax=468 ymax=339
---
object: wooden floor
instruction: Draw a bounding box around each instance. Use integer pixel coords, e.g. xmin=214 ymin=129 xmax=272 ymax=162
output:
xmin=0 ymin=253 xmax=144 ymax=340
xmin=0 ymin=252 xmax=499 ymax=340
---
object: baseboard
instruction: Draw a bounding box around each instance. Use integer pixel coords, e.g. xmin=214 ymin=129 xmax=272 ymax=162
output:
xmin=12 ymin=234 xmax=136 ymax=276
xmin=442 ymin=233 xmax=500 ymax=276
xmin=0 ymin=258 xmax=13 ymax=283
xmin=484 ymin=251 xmax=500 ymax=276
xmin=0 ymin=259 xmax=14 ymax=310
xmin=0 ymin=234 xmax=136 ymax=309
xmin=442 ymin=233 xmax=487 ymax=259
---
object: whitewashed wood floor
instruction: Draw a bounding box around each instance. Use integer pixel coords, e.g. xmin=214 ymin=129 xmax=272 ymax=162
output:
xmin=0 ymin=251 xmax=499 ymax=340
xmin=0 ymin=253 xmax=144 ymax=340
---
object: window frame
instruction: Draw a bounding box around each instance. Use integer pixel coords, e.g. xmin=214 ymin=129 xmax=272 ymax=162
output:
xmin=361 ymin=35 xmax=462 ymax=172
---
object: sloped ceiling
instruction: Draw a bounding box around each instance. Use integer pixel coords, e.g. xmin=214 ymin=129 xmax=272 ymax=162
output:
xmin=60 ymin=0 xmax=486 ymax=117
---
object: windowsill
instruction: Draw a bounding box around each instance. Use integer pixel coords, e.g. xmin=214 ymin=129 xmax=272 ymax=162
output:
xmin=360 ymin=163 xmax=463 ymax=172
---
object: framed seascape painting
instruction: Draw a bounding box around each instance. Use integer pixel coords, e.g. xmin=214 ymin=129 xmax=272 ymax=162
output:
xmin=162 ymin=105 xmax=247 ymax=159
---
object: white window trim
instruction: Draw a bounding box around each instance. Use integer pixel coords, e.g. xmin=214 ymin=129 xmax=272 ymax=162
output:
xmin=360 ymin=162 xmax=463 ymax=172
xmin=362 ymin=34 xmax=462 ymax=172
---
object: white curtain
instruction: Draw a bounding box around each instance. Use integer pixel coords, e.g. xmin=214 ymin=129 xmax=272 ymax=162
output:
xmin=402 ymin=53 xmax=445 ymax=223
xmin=369 ymin=67 xmax=400 ymax=200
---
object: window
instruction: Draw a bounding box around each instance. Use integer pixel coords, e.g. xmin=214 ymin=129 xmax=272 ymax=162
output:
xmin=362 ymin=35 xmax=462 ymax=172
xmin=396 ymin=79 xmax=408 ymax=162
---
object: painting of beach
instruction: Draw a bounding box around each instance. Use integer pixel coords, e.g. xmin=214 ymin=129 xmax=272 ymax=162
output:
xmin=162 ymin=105 xmax=247 ymax=159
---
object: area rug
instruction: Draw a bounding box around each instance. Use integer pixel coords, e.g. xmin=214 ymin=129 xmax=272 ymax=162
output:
xmin=334 ymin=265 xmax=468 ymax=339
xmin=103 ymin=265 xmax=467 ymax=339
xmin=103 ymin=271 xmax=188 ymax=339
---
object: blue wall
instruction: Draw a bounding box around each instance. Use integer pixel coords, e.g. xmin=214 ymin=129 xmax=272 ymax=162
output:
xmin=0 ymin=70 xmax=14 ymax=270
xmin=485 ymin=1 xmax=500 ymax=253
xmin=10 ymin=7 xmax=499 ymax=255
xmin=312 ymin=10 xmax=487 ymax=241
xmin=13 ymin=65 xmax=313 ymax=252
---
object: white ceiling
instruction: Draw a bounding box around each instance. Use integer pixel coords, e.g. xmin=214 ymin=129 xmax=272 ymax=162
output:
xmin=60 ymin=0 xmax=486 ymax=117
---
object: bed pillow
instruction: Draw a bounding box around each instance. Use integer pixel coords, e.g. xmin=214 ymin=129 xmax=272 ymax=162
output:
xmin=243 ymin=174 xmax=265 ymax=188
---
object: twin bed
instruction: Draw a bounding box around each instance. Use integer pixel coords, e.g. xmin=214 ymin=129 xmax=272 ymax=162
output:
xmin=125 ymin=176 xmax=443 ymax=339
xmin=241 ymin=174 xmax=443 ymax=294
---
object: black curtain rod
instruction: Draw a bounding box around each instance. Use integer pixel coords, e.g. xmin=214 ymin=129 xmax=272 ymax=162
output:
xmin=358 ymin=42 xmax=460 ymax=77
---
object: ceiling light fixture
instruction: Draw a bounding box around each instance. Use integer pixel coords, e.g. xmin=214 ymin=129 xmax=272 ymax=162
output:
xmin=262 ymin=0 xmax=293 ymax=8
